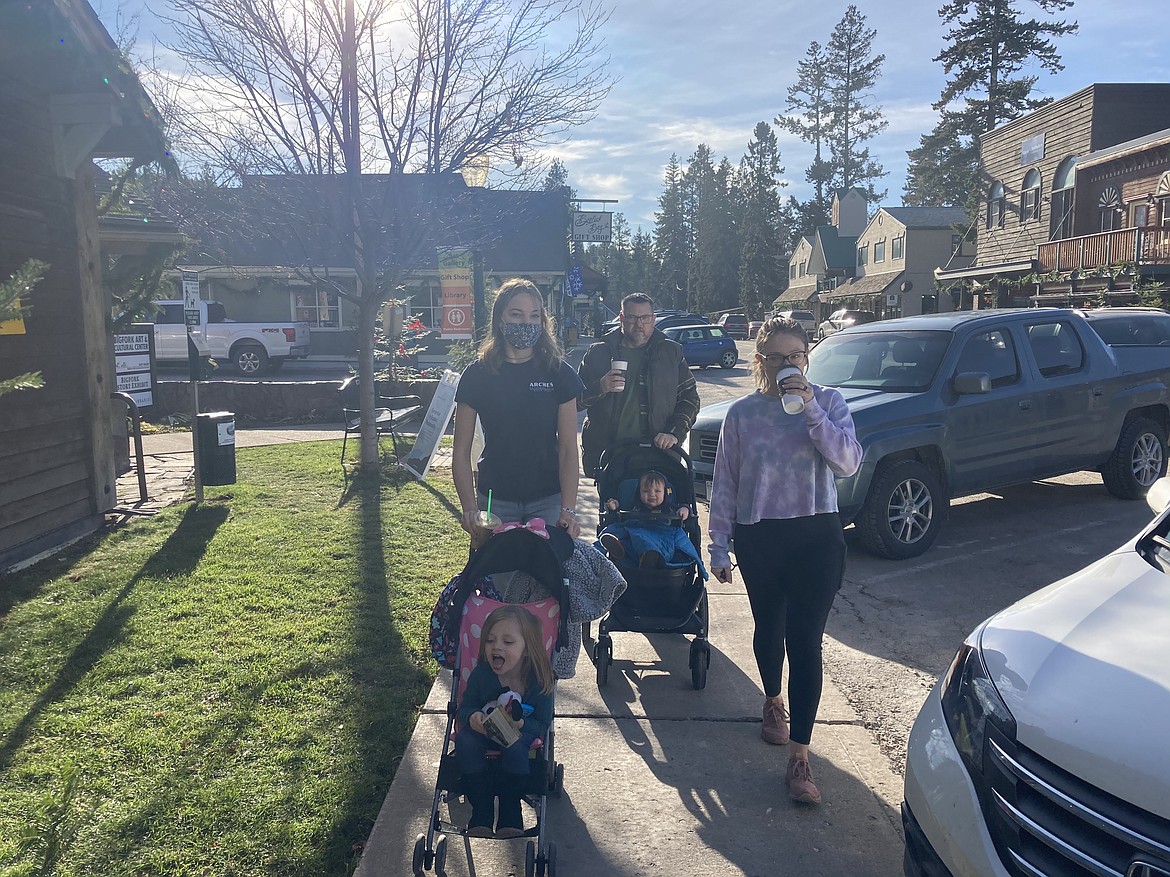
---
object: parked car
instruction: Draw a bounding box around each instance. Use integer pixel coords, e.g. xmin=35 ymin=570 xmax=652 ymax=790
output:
xmin=152 ymin=300 xmax=310 ymax=376
xmin=816 ymin=308 xmax=877 ymax=340
xmin=716 ymin=313 xmax=750 ymax=339
xmin=655 ymin=311 xmax=709 ymax=331
xmin=1078 ymin=306 xmax=1170 ymax=346
xmin=775 ymin=309 xmax=818 ymax=336
xmin=748 ymin=320 xmax=764 ymax=339
xmin=661 ymin=324 xmax=738 ymax=369
xmin=688 ymin=308 xmax=1170 ymax=558
xmin=903 ymin=476 xmax=1170 ymax=877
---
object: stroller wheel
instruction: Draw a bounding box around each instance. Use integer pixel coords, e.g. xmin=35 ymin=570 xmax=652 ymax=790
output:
xmin=594 ymin=635 xmax=612 ymax=687
xmin=434 ymin=834 xmax=448 ymax=877
xmin=551 ymin=762 xmax=565 ymax=797
xmin=544 ymin=841 xmax=559 ymax=877
xmin=690 ymin=640 xmax=710 ymax=690
xmin=411 ymin=834 xmax=427 ymax=876
xmin=525 ymin=840 xmax=537 ymax=877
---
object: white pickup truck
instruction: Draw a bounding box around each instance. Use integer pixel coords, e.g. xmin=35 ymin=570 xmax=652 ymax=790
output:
xmin=153 ymin=300 xmax=311 ymax=376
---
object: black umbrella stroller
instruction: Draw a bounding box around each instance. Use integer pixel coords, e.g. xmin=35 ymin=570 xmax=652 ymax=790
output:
xmin=589 ymin=439 xmax=711 ymax=689
xmin=414 ymin=525 xmax=572 ymax=877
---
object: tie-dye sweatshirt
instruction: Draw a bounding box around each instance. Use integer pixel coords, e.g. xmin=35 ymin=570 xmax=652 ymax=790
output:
xmin=706 ymin=387 xmax=862 ymax=570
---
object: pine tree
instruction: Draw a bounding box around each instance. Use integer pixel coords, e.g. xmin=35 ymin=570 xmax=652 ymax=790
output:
xmin=824 ymin=5 xmax=888 ymax=203
xmin=653 ymin=154 xmax=691 ymax=310
xmin=738 ymin=122 xmax=788 ymax=318
xmin=904 ymin=0 xmax=1077 ymax=207
xmin=690 ymin=157 xmax=741 ymax=315
xmin=777 ymin=41 xmax=835 ymax=223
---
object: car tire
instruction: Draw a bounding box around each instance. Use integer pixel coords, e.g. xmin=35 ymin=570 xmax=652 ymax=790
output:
xmin=858 ymin=459 xmax=946 ymax=559
xmin=1102 ymin=416 xmax=1168 ymax=500
xmin=232 ymin=343 xmax=269 ymax=376
xmin=719 ymin=349 xmax=737 ymax=369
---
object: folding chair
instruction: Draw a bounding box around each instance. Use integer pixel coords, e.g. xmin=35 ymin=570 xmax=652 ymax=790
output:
xmin=338 ymin=375 xmax=423 ymax=464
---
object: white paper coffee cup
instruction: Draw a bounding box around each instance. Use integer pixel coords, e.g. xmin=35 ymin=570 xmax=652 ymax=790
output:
xmin=777 ymin=365 xmax=805 ymax=415
xmin=611 ymin=360 xmax=628 ymax=391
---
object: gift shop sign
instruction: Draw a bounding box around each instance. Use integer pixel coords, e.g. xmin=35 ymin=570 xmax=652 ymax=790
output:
xmin=572 ymin=211 xmax=613 ymax=243
xmin=437 ymin=248 xmax=473 ymax=340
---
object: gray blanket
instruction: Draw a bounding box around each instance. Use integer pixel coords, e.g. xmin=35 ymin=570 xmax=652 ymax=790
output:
xmin=496 ymin=538 xmax=627 ymax=678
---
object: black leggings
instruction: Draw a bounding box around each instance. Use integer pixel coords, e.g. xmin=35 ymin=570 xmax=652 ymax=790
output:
xmin=733 ymin=514 xmax=845 ymax=746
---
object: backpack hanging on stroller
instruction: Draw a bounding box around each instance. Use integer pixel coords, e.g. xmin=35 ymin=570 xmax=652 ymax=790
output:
xmin=414 ymin=525 xmax=572 ymax=877
xmin=590 ymin=439 xmax=711 ymax=690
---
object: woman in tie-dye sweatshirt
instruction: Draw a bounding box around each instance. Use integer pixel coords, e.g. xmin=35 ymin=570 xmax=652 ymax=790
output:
xmin=707 ymin=317 xmax=861 ymax=806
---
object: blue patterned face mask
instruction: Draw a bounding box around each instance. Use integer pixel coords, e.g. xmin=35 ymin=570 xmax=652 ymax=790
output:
xmin=502 ymin=321 xmax=542 ymax=349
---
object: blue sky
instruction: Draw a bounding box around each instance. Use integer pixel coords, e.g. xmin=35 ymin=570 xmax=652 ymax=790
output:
xmin=99 ymin=0 xmax=1167 ymax=232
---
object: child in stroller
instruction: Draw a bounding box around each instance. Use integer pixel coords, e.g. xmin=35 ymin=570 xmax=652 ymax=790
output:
xmin=457 ymin=605 xmax=555 ymax=838
xmin=597 ymin=469 xmax=707 ymax=579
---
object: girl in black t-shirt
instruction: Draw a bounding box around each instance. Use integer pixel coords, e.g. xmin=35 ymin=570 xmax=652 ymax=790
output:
xmin=453 ymin=279 xmax=584 ymax=539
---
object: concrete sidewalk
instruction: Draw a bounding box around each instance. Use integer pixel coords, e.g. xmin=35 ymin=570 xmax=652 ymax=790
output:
xmin=120 ymin=424 xmax=907 ymax=876
xmin=355 ymin=571 xmax=905 ymax=877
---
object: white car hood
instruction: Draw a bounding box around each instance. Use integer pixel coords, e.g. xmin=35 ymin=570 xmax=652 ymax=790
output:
xmin=980 ymin=547 xmax=1170 ymax=819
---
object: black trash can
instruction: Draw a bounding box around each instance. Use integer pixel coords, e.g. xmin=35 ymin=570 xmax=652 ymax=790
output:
xmin=195 ymin=411 xmax=237 ymax=486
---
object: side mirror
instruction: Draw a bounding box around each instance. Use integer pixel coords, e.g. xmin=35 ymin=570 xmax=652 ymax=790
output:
xmin=1146 ymin=476 xmax=1170 ymax=514
xmin=953 ymin=372 xmax=991 ymax=395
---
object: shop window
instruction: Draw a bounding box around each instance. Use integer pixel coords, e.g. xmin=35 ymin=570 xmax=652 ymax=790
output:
xmin=987 ymin=181 xmax=1005 ymax=229
xmin=857 ymin=244 xmax=869 ymax=267
xmin=1049 ymin=156 xmax=1077 ymax=240
xmin=1020 ymin=169 xmax=1041 ymax=222
xmin=873 ymin=239 xmax=886 ymax=263
xmin=892 ymin=235 xmax=904 ymax=260
xmin=294 ymin=287 xmax=342 ymax=328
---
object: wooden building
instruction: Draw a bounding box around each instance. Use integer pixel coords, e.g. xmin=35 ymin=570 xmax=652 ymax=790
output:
xmin=160 ymin=175 xmax=571 ymax=358
xmin=937 ymin=83 xmax=1170 ymax=306
xmin=0 ymin=1 xmax=171 ymax=569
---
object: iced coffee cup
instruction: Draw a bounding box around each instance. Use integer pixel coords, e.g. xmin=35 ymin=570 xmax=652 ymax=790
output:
xmin=611 ymin=360 xmax=628 ymax=392
xmin=473 ymin=510 xmax=502 ymax=548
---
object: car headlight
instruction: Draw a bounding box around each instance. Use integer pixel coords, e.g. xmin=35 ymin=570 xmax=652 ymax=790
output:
xmin=940 ymin=629 xmax=1017 ymax=781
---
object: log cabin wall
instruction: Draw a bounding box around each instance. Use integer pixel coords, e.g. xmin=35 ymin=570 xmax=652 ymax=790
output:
xmin=0 ymin=82 xmax=105 ymax=568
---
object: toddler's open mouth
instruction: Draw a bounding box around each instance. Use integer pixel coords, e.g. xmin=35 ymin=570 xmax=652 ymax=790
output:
xmin=490 ymin=655 xmax=505 ymax=669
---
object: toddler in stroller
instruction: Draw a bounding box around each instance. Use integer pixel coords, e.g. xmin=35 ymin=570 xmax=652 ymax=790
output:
xmin=457 ymin=604 xmax=555 ymax=838
xmin=589 ymin=440 xmax=712 ymax=690
xmin=597 ymin=469 xmax=707 ymax=578
xmin=416 ymin=525 xmax=570 ymax=877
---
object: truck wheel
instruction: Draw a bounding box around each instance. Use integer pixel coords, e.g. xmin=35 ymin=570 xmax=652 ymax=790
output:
xmin=233 ymin=343 xmax=269 ymax=376
xmin=1102 ymin=417 xmax=1167 ymax=500
xmin=858 ymin=459 xmax=945 ymax=559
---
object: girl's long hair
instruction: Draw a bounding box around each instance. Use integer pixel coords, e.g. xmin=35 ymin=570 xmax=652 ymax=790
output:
xmin=751 ymin=317 xmax=809 ymax=392
xmin=478 ymin=604 xmax=555 ymax=695
xmin=478 ymin=278 xmax=562 ymax=374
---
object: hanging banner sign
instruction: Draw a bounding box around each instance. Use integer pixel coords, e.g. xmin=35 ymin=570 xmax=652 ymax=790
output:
xmin=572 ymin=211 xmax=613 ymax=243
xmin=437 ymin=248 xmax=473 ymax=340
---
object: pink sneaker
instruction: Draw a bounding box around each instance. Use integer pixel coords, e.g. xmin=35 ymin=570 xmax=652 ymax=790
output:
xmin=761 ymin=696 xmax=790 ymax=745
xmin=786 ymin=757 xmax=822 ymax=804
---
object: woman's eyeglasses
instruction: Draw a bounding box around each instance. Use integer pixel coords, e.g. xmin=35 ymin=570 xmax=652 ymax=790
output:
xmin=761 ymin=351 xmax=808 ymax=366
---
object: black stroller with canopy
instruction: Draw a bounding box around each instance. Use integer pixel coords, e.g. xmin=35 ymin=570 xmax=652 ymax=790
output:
xmin=415 ymin=526 xmax=573 ymax=877
xmin=589 ymin=439 xmax=711 ymax=689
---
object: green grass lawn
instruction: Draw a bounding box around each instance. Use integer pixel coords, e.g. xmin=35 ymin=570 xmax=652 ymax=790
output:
xmin=0 ymin=442 xmax=467 ymax=876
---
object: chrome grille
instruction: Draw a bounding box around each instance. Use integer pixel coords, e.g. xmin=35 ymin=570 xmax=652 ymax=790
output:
xmin=983 ymin=734 xmax=1170 ymax=877
xmin=695 ymin=430 xmax=719 ymax=465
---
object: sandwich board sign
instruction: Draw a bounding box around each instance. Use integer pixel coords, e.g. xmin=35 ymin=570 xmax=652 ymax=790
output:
xmin=403 ymin=370 xmax=460 ymax=480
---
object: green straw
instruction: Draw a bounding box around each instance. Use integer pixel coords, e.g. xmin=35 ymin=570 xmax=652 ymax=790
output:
xmin=486 ymin=489 xmax=492 ymax=517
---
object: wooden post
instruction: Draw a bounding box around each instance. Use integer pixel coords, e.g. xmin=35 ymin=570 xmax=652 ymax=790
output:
xmin=72 ymin=161 xmax=117 ymax=516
